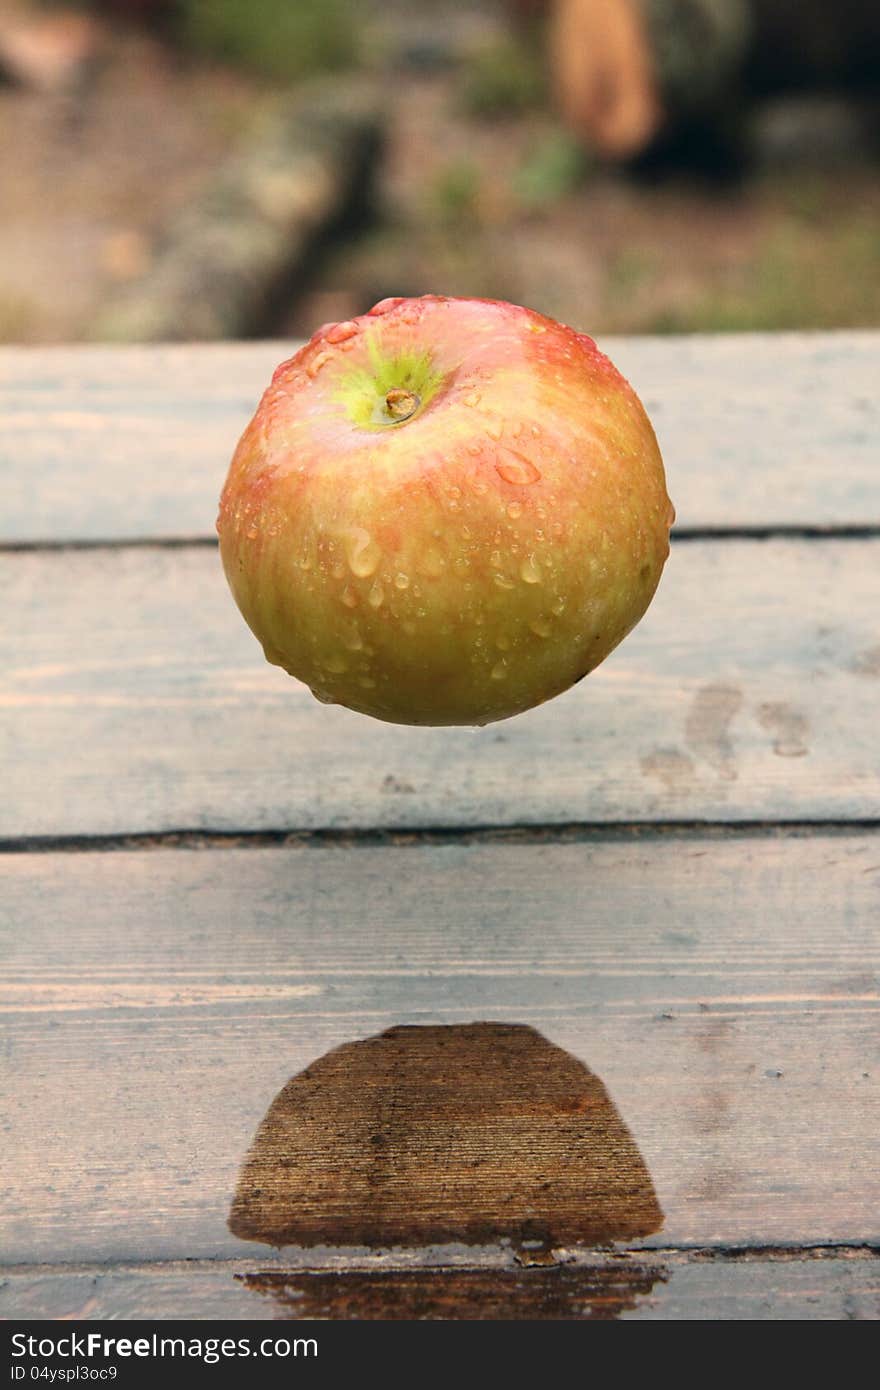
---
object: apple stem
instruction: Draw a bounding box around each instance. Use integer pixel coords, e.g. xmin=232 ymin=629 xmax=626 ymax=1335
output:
xmin=385 ymin=388 xmax=419 ymax=422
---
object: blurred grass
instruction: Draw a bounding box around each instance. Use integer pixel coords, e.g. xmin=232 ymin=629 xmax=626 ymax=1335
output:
xmin=511 ymin=130 xmax=588 ymax=210
xmin=457 ymin=38 xmax=546 ymax=119
xmin=179 ymin=0 xmax=358 ymax=82
xmin=649 ymin=207 xmax=880 ymax=332
xmin=427 ymin=160 xmax=482 ymax=228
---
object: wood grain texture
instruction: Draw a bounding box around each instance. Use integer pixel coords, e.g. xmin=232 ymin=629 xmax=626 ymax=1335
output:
xmin=2 ymin=1255 xmax=878 ymax=1320
xmin=2 ymin=539 xmax=878 ymax=838
xmin=2 ymin=835 xmax=878 ymax=1262
xmin=1 ymin=333 xmax=877 ymax=543
xmin=228 ymin=1023 xmax=663 ymax=1249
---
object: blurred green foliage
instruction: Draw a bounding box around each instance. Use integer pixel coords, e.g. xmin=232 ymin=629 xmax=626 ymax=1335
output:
xmin=607 ymin=248 xmax=657 ymax=296
xmin=427 ymin=160 xmax=481 ymax=228
xmin=179 ymin=0 xmax=358 ymax=82
xmin=458 ymin=39 xmax=545 ymax=119
xmin=511 ymin=131 xmax=588 ymax=209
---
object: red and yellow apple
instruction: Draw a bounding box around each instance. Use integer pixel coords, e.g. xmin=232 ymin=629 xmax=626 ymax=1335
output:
xmin=217 ymin=295 xmax=673 ymax=726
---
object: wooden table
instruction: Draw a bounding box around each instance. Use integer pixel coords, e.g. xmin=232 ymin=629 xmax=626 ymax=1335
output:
xmin=1 ymin=334 xmax=878 ymax=1321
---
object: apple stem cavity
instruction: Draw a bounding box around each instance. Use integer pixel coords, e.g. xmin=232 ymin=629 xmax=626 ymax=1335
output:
xmin=384 ymin=387 xmax=420 ymax=423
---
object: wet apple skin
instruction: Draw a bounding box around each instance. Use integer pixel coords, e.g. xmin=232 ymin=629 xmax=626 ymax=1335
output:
xmin=217 ymin=295 xmax=674 ymax=726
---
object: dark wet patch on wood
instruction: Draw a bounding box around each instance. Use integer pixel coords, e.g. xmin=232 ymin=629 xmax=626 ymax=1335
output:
xmin=757 ymin=701 xmax=810 ymax=758
xmin=237 ymin=1262 xmax=666 ymax=1320
xmin=685 ymin=683 xmax=744 ymax=781
xmin=228 ymin=1022 xmax=663 ymax=1250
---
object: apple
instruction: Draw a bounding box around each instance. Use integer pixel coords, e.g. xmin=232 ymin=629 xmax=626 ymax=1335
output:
xmin=217 ymin=295 xmax=673 ymax=726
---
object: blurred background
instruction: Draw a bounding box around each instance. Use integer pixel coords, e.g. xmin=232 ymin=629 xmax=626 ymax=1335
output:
xmin=1 ymin=0 xmax=877 ymax=344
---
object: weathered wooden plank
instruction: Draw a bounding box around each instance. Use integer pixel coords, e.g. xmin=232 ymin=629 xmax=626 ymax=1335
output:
xmin=1 ymin=1255 xmax=878 ymax=1320
xmin=2 ymin=540 xmax=877 ymax=838
xmin=1 ymin=333 xmax=877 ymax=542
xmin=2 ymin=835 xmax=878 ymax=1262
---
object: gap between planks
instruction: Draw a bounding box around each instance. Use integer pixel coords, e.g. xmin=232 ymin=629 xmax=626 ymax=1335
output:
xmin=4 ymin=819 xmax=880 ymax=855
xmin=2 ymin=527 xmax=880 ymax=555
xmin=4 ymin=1243 xmax=880 ymax=1275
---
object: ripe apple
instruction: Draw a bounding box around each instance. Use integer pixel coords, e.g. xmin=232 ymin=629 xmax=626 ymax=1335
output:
xmin=217 ymin=295 xmax=673 ymax=726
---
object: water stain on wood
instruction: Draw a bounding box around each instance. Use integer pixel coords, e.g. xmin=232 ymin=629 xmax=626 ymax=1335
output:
xmin=228 ymin=1022 xmax=663 ymax=1250
xmin=850 ymin=645 xmax=880 ymax=677
xmin=757 ymin=701 xmax=810 ymax=758
xmin=237 ymin=1262 xmax=666 ymax=1321
xmin=640 ymin=746 xmax=696 ymax=793
xmin=685 ymin=683 xmax=744 ymax=781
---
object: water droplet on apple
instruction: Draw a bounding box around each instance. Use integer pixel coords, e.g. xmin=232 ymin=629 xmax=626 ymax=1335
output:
xmin=520 ymin=555 xmax=542 ymax=584
xmin=496 ymin=458 xmax=541 ymax=487
xmin=464 ymin=390 xmax=481 ymax=407
xmin=394 ymin=572 xmax=410 ymax=590
xmin=323 ymin=654 xmax=348 ymax=674
xmin=454 ymin=557 xmax=469 ymax=572
xmin=495 ymin=634 xmax=511 ymax=651
xmin=341 ymin=586 xmax=358 ymax=608
xmin=344 ymin=630 xmax=364 ymax=651
xmin=489 ymin=550 xmax=502 ymax=569
xmin=326 ymin=320 xmax=359 ymax=343
xmin=490 ymin=659 xmax=508 ymax=680
xmin=493 ymin=574 xmax=515 ymax=590
xmin=343 ymin=526 xmax=381 ymax=577
xmin=306 ymin=349 xmax=333 ymax=380
xmin=420 ymin=548 xmax=445 ymax=578
xmin=369 ymin=297 xmax=405 ymax=316
xmin=368 ymin=581 xmax=385 ymax=609
xmin=472 ymin=478 xmax=488 ymax=495
xmin=506 ymin=501 xmax=524 ymax=519
xmin=485 ymin=420 xmax=503 ymax=441
xmin=529 ymin=616 xmax=552 ymax=638
xmin=331 ymin=562 xmax=346 ymax=580
xmin=552 ymin=597 xmax=566 ymax=615
xmin=359 ymin=675 xmax=376 ymax=689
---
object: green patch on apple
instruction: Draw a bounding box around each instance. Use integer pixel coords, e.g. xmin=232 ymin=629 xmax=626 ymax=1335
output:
xmin=335 ymin=334 xmax=445 ymax=430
